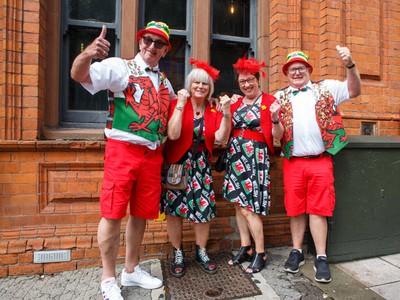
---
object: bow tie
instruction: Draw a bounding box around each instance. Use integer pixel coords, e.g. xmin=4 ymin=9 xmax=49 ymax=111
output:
xmin=145 ymin=66 xmax=159 ymax=73
xmin=292 ymin=87 xmax=307 ymax=95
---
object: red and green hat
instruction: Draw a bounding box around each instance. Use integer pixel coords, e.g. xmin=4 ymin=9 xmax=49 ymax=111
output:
xmin=136 ymin=21 xmax=171 ymax=48
xmin=282 ymin=51 xmax=313 ymax=75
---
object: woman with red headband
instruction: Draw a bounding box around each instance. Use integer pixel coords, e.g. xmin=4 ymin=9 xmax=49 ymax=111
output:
xmin=163 ymin=59 xmax=231 ymax=277
xmin=223 ymin=57 xmax=283 ymax=273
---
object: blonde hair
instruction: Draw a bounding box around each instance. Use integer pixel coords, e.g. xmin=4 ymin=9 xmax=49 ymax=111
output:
xmin=185 ymin=68 xmax=214 ymax=100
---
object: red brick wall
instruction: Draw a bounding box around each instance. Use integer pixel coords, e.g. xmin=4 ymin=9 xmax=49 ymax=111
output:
xmin=269 ymin=0 xmax=400 ymax=136
xmin=0 ymin=0 xmax=398 ymax=277
xmin=0 ymin=142 xmax=289 ymax=277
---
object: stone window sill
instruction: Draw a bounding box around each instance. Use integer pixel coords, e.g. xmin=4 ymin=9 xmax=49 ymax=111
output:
xmin=41 ymin=127 xmax=105 ymax=141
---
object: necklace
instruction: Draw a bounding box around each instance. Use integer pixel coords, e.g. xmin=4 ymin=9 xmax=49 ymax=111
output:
xmin=238 ymin=93 xmax=263 ymax=121
xmin=243 ymin=92 xmax=262 ymax=105
xmin=193 ymin=103 xmax=205 ymax=118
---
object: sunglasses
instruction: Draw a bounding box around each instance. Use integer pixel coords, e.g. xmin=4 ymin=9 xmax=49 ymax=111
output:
xmin=142 ymin=36 xmax=167 ymax=49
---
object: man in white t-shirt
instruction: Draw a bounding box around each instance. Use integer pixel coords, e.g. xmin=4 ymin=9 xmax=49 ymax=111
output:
xmin=273 ymin=47 xmax=361 ymax=283
xmin=71 ymin=21 xmax=177 ymax=300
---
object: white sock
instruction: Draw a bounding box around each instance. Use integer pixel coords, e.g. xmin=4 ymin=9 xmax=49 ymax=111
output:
xmin=101 ymin=277 xmax=116 ymax=286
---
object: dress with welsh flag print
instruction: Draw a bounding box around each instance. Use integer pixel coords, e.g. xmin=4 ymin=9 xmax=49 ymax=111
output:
xmin=164 ymin=118 xmax=216 ymax=223
xmin=222 ymin=101 xmax=271 ymax=216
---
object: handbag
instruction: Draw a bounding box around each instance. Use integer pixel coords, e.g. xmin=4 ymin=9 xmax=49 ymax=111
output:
xmin=166 ymin=164 xmax=189 ymax=190
xmin=215 ymin=150 xmax=227 ymax=172
xmin=165 ymin=118 xmax=204 ymax=190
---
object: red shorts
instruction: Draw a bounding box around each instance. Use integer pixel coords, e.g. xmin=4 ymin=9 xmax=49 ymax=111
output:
xmin=283 ymin=156 xmax=335 ymax=217
xmin=100 ymin=138 xmax=163 ymax=220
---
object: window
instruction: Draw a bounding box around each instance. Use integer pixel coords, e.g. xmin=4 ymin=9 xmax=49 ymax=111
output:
xmin=58 ymin=0 xmax=252 ymax=129
xmin=211 ymin=0 xmax=256 ymax=96
xmin=140 ymin=0 xmax=192 ymax=91
xmin=60 ymin=0 xmax=121 ymax=128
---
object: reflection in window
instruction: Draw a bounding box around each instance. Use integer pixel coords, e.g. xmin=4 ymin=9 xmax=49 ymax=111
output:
xmin=141 ymin=0 xmax=190 ymax=92
xmin=211 ymin=0 xmax=255 ymax=97
xmin=213 ymin=0 xmax=250 ymax=37
xmin=211 ymin=41 xmax=248 ymax=97
xmin=159 ymin=36 xmax=186 ymax=92
xmin=70 ymin=0 xmax=116 ymax=23
xmin=144 ymin=0 xmax=187 ymax=30
xmin=68 ymin=27 xmax=116 ymax=111
xmin=61 ymin=0 xmax=120 ymax=127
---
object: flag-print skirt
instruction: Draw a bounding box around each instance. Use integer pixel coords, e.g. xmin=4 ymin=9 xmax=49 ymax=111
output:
xmin=222 ymin=137 xmax=271 ymax=216
xmin=164 ymin=148 xmax=217 ymax=223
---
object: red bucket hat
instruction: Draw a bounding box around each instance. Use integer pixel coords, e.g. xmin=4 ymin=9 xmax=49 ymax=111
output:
xmin=282 ymin=51 xmax=313 ymax=75
xmin=136 ymin=21 xmax=171 ymax=48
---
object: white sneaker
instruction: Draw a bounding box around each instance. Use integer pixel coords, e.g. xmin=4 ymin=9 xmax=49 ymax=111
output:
xmin=101 ymin=277 xmax=123 ymax=300
xmin=121 ymin=266 xmax=163 ymax=289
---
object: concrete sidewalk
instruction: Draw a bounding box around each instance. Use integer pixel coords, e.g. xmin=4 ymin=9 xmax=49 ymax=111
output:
xmin=0 ymin=246 xmax=398 ymax=299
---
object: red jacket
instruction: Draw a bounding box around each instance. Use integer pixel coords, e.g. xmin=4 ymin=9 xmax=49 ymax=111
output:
xmin=230 ymin=92 xmax=275 ymax=154
xmin=165 ymin=99 xmax=223 ymax=164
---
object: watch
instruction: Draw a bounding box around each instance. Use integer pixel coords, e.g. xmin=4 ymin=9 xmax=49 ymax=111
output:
xmin=272 ymin=118 xmax=280 ymax=124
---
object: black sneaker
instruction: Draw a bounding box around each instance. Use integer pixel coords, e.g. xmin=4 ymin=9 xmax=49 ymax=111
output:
xmin=195 ymin=245 xmax=217 ymax=275
xmin=313 ymin=256 xmax=332 ymax=283
xmin=171 ymin=248 xmax=185 ymax=278
xmin=284 ymin=249 xmax=305 ymax=273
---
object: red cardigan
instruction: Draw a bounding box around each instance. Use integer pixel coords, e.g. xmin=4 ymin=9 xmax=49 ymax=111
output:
xmin=230 ymin=92 xmax=275 ymax=154
xmin=165 ymin=99 xmax=223 ymax=164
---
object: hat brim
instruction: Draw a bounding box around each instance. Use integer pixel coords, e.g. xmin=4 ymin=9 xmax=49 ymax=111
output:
xmin=136 ymin=28 xmax=171 ymax=49
xmin=282 ymin=58 xmax=313 ymax=75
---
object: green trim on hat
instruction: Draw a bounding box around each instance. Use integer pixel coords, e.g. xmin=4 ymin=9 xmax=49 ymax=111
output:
xmin=136 ymin=20 xmax=171 ymax=48
xmin=145 ymin=21 xmax=170 ymax=40
xmin=282 ymin=50 xmax=313 ymax=75
xmin=286 ymin=51 xmax=309 ymax=62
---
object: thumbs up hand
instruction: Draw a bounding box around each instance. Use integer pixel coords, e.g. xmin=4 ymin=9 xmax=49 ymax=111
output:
xmin=83 ymin=25 xmax=111 ymax=60
xmin=336 ymin=45 xmax=354 ymax=68
xmin=99 ymin=25 xmax=107 ymax=40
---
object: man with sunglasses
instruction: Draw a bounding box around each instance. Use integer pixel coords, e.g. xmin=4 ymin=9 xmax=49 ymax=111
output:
xmin=71 ymin=21 xmax=176 ymax=300
xmin=273 ymin=47 xmax=361 ymax=283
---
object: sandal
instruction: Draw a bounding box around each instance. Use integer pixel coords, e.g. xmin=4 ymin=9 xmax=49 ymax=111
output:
xmin=246 ymin=251 xmax=267 ymax=274
xmin=228 ymin=246 xmax=253 ymax=265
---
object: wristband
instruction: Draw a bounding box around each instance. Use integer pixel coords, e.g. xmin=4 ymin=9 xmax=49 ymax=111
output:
xmin=272 ymin=118 xmax=280 ymax=124
xmin=346 ymin=63 xmax=356 ymax=69
xmin=223 ymin=113 xmax=231 ymax=118
xmin=175 ymin=106 xmax=183 ymax=111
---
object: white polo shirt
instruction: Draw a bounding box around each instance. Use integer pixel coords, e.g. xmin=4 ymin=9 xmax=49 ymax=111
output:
xmin=274 ymin=80 xmax=349 ymax=156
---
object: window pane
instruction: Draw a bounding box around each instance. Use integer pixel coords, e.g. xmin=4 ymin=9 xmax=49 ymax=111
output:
xmin=210 ymin=40 xmax=249 ymax=97
xmin=213 ymin=0 xmax=250 ymax=37
xmin=159 ymin=36 xmax=186 ymax=92
xmin=70 ymin=0 xmax=116 ymax=23
xmin=144 ymin=0 xmax=186 ymax=30
xmin=68 ymin=27 xmax=116 ymax=111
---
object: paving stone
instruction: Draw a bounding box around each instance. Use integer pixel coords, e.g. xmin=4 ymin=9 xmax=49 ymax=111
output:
xmin=0 ymin=247 xmax=395 ymax=300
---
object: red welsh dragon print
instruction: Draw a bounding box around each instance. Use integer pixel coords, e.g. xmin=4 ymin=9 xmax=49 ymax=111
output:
xmin=123 ymin=76 xmax=169 ymax=133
